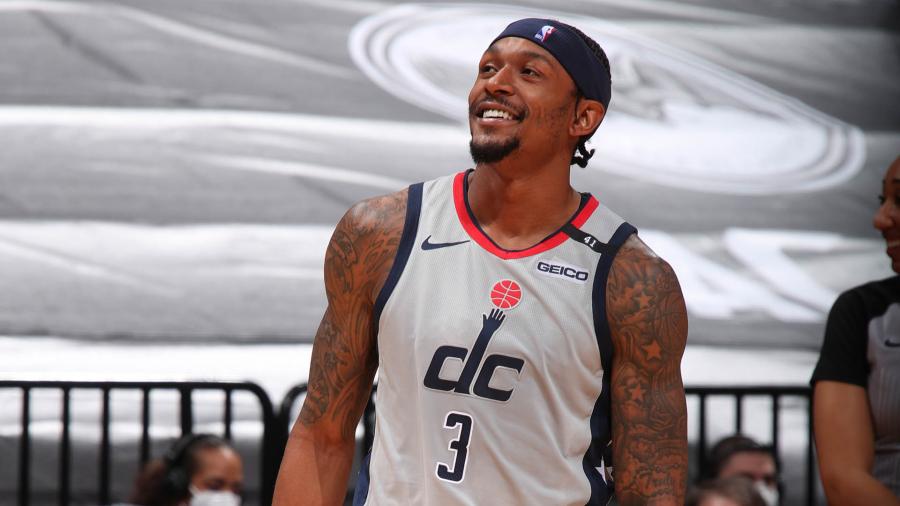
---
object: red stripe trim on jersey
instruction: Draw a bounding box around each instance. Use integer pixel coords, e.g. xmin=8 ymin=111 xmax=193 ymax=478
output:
xmin=452 ymin=171 xmax=600 ymax=260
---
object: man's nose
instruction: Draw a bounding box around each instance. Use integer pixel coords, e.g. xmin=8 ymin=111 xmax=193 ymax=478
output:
xmin=485 ymin=65 xmax=514 ymax=95
xmin=874 ymin=202 xmax=893 ymax=231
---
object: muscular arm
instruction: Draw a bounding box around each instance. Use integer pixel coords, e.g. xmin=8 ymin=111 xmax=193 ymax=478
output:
xmin=814 ymin=381 xmax=900 ymax=506
xmin=607 ymin=235 xmax=688 ymax=505
xmin=272 ymin=190 xmax=407 ymax=506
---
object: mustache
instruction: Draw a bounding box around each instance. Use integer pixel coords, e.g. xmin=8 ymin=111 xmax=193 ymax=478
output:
xmin=468 ymin=96 xmax=527 ymax=119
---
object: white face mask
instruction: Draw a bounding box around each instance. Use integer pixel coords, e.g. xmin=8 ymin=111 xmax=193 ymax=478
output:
xmin=188 ymin=486 xmax=242 ymax=506
xmin=753 ymin=480 xmax=779 ymax=506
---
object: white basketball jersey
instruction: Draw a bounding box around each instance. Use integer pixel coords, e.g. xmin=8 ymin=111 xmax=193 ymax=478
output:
xmin=354 ymin=171 xmax=636 ymax=506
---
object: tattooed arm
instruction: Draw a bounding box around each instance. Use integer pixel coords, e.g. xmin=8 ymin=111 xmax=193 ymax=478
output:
xmin=272 ymin=190 xmax=407 ymax=506
xmin=607 ymin=235 xmax=688 ymax=505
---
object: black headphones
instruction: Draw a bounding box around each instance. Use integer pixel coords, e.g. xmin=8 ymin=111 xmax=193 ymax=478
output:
xmin=162 ymin=434 xmax=221 ymax=497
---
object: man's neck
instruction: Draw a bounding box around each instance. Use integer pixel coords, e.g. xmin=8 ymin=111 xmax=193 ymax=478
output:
xmin=468 ymin=157 xmax=581 ymax=251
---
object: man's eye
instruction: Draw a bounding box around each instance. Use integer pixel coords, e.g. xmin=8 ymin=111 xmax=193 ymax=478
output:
xmin=878 ymin=194 xmax=885 ymax=204
xmin=480 ymin=64 xmax=496 ymax=73
xmin=522 ymin=67 xmax=538 ymax=76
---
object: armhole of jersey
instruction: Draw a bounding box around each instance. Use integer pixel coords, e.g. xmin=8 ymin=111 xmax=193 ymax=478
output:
xmin=582 ymin=221 xmax=637 ymax=505
xmin=352 ymin=452 xmax=373 ymax=506
xmin=372 ymin=182 xmax=423 ymax=331
xmin=592 ymin=222 xmax=637 ymax=371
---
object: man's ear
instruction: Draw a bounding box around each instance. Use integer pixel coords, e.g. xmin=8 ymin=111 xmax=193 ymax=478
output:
xmin=570 ymin=98 xmax=605 ymax=139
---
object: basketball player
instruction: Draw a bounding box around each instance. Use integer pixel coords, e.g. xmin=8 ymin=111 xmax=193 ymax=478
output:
xmin=273 ymin=18 xmax=688 ymax=505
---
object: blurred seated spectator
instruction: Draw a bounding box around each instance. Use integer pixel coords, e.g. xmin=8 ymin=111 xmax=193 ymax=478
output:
xmin=687 ymin=477 xmax=765 ymax=506
xmin=704 ymin=435 xmax=780 ymax=506
xmin=129 ymin=434 xmax=243 ymax=506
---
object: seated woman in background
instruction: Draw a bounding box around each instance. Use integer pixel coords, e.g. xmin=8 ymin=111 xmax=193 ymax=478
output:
xmin=811 ymin=155 xmax=900 ymax=505
xmin=129 ymin=433 xmax=244 ymax=506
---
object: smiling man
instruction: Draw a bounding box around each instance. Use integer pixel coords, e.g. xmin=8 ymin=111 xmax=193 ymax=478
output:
xmin=273 ymin=18 xmax=688 ymax=505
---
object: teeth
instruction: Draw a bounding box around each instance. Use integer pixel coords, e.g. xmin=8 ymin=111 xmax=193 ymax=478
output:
xmin=482 ymin=109 xmax=513 ymax=120
xmin=889 ymin=240 xmax=900 ymax=248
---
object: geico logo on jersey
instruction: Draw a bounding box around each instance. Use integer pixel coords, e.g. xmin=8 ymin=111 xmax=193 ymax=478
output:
xmin=536 ymin=260 xmax=589 ymax=284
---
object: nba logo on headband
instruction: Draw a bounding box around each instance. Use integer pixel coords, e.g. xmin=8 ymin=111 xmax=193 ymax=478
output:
xmin=534 ymin=25 xmax=556 ymax=42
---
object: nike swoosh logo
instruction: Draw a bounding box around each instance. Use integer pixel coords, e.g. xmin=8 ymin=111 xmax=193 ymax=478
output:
xmin=886 ymin=339 xmax=900 ymax=348
xmin=421 ymin=235 xmax=470 ymax=251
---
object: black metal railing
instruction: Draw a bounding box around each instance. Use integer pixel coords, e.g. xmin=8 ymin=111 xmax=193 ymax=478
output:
xmin=280 ymin=385 xmax=819 ymax=503
xmin=4 ymin=381 xmax=816 ymax=506
xmin=687 ymin=385 xmax=816 ymax=506
xmin=1 ymin=380 xmax=280 ymax=506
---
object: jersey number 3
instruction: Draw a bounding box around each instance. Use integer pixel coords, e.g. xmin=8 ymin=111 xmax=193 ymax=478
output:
xmin=436 ymin=411 xmax=472 ymax=483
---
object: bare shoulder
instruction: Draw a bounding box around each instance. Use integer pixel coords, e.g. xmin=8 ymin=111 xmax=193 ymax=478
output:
xmin=606 ymin=234 xmax=687 ymax=356
xmin=608 ymin=233 xmax=675 ymax=289
xmin=341 ymin=188 xmax=408 ymax=234
xmin=325 ymin=188 xmax=408 ymax=303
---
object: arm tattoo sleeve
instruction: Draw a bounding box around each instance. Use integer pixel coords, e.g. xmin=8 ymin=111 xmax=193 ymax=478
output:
xmin=299 ymin=190 xmax=407 ymax=440
xmin=607 ymin=237 xmax=688 ymax=505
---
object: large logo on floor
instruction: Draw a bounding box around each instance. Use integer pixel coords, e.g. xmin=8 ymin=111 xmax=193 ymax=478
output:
xmin=423 ymin=280 xmax=525 ymax=402
xmin=350 ymin=4 xmax=864 ymax=195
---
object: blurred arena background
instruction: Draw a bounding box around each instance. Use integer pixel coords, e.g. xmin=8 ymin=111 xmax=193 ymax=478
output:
xmin=0 ymin=0 xmax=897 ymax=504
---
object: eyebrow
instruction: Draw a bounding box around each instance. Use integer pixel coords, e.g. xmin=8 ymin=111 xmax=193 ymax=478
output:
xmin=520 ymin=51 xmax=554 ymax=65
xmin=483 ymin=47 xmax=554 ymax=66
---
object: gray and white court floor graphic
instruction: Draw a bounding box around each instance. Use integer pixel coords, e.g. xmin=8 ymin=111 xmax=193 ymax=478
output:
xmin=1 ymin=0 xmax=897 ymax=382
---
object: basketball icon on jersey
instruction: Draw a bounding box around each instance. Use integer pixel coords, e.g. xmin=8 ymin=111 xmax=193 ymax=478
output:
xmin=490 ymin=279 xmax=522 ymax=309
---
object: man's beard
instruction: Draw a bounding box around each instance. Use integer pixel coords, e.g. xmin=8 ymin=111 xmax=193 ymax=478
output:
xmin=469 ymin=136 xmax=521 ymax=164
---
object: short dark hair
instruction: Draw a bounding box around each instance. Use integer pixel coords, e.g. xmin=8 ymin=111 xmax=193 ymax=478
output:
xmin=707 ymin=434 xmax=777 ymax=480
xmin=557 ymin=21 xmax=611 ymax=168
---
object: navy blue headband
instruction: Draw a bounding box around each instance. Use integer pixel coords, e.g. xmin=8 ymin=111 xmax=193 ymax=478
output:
xmin=492 ymin=18 xmax=611 ymax=109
